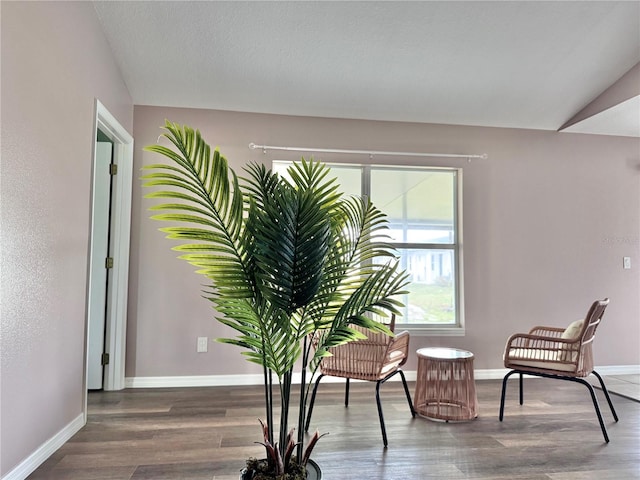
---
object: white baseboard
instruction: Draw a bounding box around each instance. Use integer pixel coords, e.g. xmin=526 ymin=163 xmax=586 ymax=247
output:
xmin=126 ymin=374 xmax=264 ymax=388
xmin=126 ymin=373 xmax=357 ymax=388
xmin=596 ymin=364 xmax=640 ymax=376
xmin=124 ymin=364 xmax=640 ymax=388
xmin=1 ymin=414 xmax=84 ymax=480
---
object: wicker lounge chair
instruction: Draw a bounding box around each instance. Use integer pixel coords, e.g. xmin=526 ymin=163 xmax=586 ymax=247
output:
xmin=304 ymin=315 xmax=415 ymax=447
xmin=499 ymin=298 xmax=618 ymax=442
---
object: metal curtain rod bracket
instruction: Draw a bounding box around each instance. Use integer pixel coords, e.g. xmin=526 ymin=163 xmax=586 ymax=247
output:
xmin=248 ymin=143 xmax=488 ymax=160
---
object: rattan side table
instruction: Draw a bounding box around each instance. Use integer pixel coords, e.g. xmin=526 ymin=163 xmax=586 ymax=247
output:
xmin=414 ymin=347 xmax=478 ymax=422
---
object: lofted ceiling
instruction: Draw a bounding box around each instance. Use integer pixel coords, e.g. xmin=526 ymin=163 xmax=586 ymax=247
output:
xmin=92 ymin=1 xmax=640 ymax=136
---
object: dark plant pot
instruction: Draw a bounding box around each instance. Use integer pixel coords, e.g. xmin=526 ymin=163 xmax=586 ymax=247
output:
xmin=240 ymin=459 xmax=322 ymax=480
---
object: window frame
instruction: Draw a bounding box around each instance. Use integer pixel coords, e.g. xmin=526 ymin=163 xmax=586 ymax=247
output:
xmin=273 ymin=161 xmax=464 ymax=336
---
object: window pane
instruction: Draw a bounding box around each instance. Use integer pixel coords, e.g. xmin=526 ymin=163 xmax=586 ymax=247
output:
xmin=371 ymin=168 xmax=455 ymax=244
xmin=392 ymin=248 xmax=456 ymax=325
xmin=272 ymin=161 xmax=289 ymax=177
xmin=324 ymin=165 xmax=361 ymax=197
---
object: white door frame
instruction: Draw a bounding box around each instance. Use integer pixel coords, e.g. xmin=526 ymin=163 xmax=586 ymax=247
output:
xmin=85 ymin=100 xmax=133 ymax=406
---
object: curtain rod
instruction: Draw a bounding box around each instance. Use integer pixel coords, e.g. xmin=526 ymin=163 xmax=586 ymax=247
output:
xmin=248 ymin=142 xmax=488 ymax=160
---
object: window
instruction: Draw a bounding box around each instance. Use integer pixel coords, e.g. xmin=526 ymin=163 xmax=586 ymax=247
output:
xmin=273 ymin=161 xmax=463 ymax=334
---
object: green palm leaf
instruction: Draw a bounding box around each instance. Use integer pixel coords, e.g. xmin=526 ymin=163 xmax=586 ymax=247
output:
xmin=142 ymin=121 xmax=251 ymax=300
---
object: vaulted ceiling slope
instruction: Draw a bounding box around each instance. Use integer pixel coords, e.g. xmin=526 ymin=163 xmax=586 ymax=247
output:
xmin=93 ymin=1 xmax=640 ymax=136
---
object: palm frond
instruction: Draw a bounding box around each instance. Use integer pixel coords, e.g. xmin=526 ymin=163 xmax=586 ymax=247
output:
xmin=285 ymin=158 xmax=342 ymax=210
xmin=142 ymin=121 xmax=252 ymax=299
xmin=310 ymin=263 xmax=409 ymax=366
xmin=299 ymin=194 xmax=402 ymax=331
xmin=247 ymin=172 xmax=331 ymax=315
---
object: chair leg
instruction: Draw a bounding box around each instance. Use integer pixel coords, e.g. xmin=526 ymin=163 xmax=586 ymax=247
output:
xmin=574 ymin=377 xmax=610 ymax=443
xmin=519 ymin=372 xmax=524 ymax=405
xmin=591 ymin=370 xmax=619 ymax=422
xmin=398 ymin=369 xmax=416 ymax=417
xmin=499 ymin=370 xmax=519 ymax=421
xmin=304 ymin=374 xmax=324 ymax=432
xmin=375 ymin=379 xmax=388 ymax=448
xmin=374 ymin=369 xmax=415 ymax=447
xmin=345 ymin=378 xmax=350 ymax=407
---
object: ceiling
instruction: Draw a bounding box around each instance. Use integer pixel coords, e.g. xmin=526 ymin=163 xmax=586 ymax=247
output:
xmin=92 ymin=1 xmax=640 ymax=136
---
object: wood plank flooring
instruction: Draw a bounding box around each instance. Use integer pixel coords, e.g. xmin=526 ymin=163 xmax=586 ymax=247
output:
xmin=28 ymin=378 xmax=640 ymax=479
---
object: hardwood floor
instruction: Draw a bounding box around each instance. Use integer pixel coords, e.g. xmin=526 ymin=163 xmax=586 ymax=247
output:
xmin=28 ymin=378 xmax=639 ymax=479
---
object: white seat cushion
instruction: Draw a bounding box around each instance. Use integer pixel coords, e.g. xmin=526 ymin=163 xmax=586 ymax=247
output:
xmin=507 ymin=348 xmax=576 ymax=372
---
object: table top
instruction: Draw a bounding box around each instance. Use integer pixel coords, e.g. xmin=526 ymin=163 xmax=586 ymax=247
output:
xmin=416 ymin=347 xmax=474 ymax=360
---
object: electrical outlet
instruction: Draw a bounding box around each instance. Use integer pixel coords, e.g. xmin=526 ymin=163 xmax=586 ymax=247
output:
xmin=623 ymin=257 xmax=631 ymax=269
xmin=197 ymin=336 xmax=208 ymax=353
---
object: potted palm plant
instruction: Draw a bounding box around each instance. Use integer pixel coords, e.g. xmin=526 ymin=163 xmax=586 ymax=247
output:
xmin=142 ymin=121 xmax=409 ymax=479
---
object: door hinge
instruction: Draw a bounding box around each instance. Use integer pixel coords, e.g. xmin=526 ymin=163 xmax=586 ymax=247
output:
xmin=101 ymin=353 xmax=110 ymax=366
xmin=109 ymin=163 xmax=118 ymax=175
xmin=105 ymin=257 xmax=114 ymax=269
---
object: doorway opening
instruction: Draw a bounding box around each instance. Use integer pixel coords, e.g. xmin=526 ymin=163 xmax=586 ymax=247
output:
xmin=85 ymin=100 xmax=133 ymax=407
xmin=87 ymin=131 xmax=114 ymax=390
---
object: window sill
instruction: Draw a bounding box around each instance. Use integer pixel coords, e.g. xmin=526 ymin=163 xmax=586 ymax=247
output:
xmin=398 ymin=325 xmax=466 ymax=336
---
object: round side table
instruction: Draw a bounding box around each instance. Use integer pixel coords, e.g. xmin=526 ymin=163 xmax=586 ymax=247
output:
xmin=414 ymin=347 xmax=478 ymax=422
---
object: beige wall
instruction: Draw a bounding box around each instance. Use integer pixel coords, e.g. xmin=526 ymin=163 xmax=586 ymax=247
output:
xmin=131 ymin=105 xmax=640 ymax=377
xmin=1 ymin=2 xmax=133 ymax=476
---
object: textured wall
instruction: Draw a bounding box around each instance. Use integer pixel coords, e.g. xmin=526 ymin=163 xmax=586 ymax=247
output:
xmin=1 ymin=2 xmax=132 ymax=476
xmin=130 ymin=105 xmax=640 ymax=378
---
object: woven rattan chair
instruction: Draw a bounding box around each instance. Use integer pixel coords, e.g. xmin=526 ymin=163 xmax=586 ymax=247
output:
xmin=304 ymin=315 xmax=415 ymax=447
xmin=499 ymin=298 xmax=618 ymax=442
